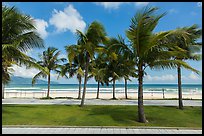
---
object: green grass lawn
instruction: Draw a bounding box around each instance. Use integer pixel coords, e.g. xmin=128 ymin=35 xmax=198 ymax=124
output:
xmin=2 ymin=105 xmax=202 ymax=128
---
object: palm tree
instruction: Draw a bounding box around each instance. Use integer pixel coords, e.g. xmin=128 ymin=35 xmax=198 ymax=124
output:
xmin=2 ymin=5 xmax=44 ymax=65
xmin=122 ymin=61 xmax=137 ymax=99
xmin=2 ymin=5 xmax=45 ymax=98
xmin=60 ymin=46 xmax=85 ymax=99
xmin=2 ymin=60 xmax=14 ymax=99
xmin=166 ymin=25 xmax=202 ymax=109
xmin=66 ymin=21 xmax=107 ymax=107
xmin=90 ymin=67 xmax=106 ymax=99
xmin=105 ymin=37 xmax=127 ymax=99
xmin=107 ymin=36 xmax=137 ymax=99
xmin=56 ymin=63 xmax=81 ymax=98
xmin=95 ymin=69 xmax=107 ymax=99
xmin=89 ymin=53 xmax=109 ymax=99
xmin=126 ymin=6 xmax=199 ymax=123
xmin=32 ymin=47 xmax=66 ymax=98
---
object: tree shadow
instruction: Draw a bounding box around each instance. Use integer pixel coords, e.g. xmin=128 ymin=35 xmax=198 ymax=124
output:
xmin=87 ymin=106 xmax=139 ymax=125
xmin=2 ymin=104 xmax=37 ymax=108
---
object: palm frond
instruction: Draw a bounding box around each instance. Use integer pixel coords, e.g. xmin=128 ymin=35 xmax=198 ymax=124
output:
xmin=150 ymin=59 xmax=200 ymax=74
xmin=32 ymin=71 xmax=47 ymax=85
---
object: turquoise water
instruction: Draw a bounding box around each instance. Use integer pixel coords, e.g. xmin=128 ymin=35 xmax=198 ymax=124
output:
xmin=5 ymin=84 xmax=202 ymax=94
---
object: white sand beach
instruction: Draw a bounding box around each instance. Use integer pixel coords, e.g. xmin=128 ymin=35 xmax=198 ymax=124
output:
xmin=3 ymin=91 xmax=202 ymax=99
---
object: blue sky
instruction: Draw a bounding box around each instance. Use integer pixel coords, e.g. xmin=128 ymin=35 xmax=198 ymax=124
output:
xmin=4 ymin=2 xmax=202 ymax=84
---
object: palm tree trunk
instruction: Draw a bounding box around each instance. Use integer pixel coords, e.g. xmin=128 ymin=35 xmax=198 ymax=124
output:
xmin=80 ymin=55 xmax=90 ymax=107
xmin=125 ymin=78 xmax=128 ymax=99
xmin=177 ymin=65 xmax=183 ymax=110
xmin=96 ymin=81 xmax=100 ymax=99
xmin=2 ymin=83 xmax=5 ymax=99
xmin=77 ymin=76 xmax=82 ymax=99
xmin=47 ymin=72 xmax=50 ymax=98
xmin=112 ymin=79 xmax=116 ymax=99
xmin=138 ymin=65 xmax=147 ymax=123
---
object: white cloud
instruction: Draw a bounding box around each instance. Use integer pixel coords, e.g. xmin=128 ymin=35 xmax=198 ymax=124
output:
xmin=59 ymin=54 xmax=67 ymax=59
xmin=135 ymin=2 xmax=149 ymax=7
xmin=50 ymin=73 xmax=60 ymax=80
xmin=24 ymin=49 xmax=33 ymax=57
xmin=12 ymin=65 xmax=40 ymax=78
xmin=34 ymin=19 xmax=49 ymax=39
xmin=144 ymin=72 xmax=201 ymax=83
xmin=49 ymin=4 xmax=86 ymax=34
xmin=188 ymin=72 xmax=199 ymax=80
xmin=12 ymin=65 xmax=60 ymax=82
xmin=145 ymin=74 xmax=177 ymax=81
xmin=197 ymin=2 xmax=202 ymax=7
xmin=95 ymin=2 xmax=127 ymax=9
xmin=95 ymin=2 xmax=149 ymax=10
xmin=169 ymin=9 xmax=178 ymax=14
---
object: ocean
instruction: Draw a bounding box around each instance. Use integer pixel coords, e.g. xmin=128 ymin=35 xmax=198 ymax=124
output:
xmin=5 ymin=84 xmax=202 ymax=95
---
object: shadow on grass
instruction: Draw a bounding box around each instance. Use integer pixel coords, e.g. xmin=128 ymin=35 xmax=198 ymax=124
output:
xmin=87 ymin=106 xmax=138 ymax=124
xmin=54 ymin=97 xmax=74 ymax=99
xmin=2 ymin=108 xmax=14 ymax=114
xmin=39 ymin=97 xmax=54 ymax=100
xmin=2 ymin=104 xmax=37 ymax=108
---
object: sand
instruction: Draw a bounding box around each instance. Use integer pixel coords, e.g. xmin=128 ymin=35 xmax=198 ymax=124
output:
xmin=3 ymin=90 xmax=202 ymax=99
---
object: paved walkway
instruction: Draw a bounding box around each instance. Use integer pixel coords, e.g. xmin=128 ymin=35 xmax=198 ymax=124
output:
xmin=2 ymin=127 xmax=202 ymax=134
xmin=2 ymin=98 xmax=202 ymax=106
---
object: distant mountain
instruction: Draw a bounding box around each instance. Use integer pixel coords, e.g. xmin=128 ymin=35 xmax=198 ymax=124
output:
xmin=9 ymin=76 xmax=59 ymax=84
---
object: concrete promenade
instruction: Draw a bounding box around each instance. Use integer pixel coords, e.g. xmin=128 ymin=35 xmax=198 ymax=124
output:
xmin=2 ymin=98 xmax=202 ymax=106
xmin=2 ymin=127 xmax=202 ymax=134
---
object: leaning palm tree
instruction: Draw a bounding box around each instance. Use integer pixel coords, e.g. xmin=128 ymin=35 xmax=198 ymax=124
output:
xmin=126 ymin=6 xmax=199 ymax=123
xmin=166 ymin=25 xmax=202 ymax=109
xmin=2 ymin=5 xmax=45 ymax=98
xmin=2 ymin=5 xmax=44 ymax=65
xmin=67 ymin=21 xmax=107 ymax=107
xmin=32 ymin=47 xmax=66 ymax=98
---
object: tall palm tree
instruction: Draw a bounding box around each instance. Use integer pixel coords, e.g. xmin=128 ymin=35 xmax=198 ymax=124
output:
xmin=166 ymin=25 xmax=202 ymax=109
xmin=107 ymin=36 xmax=137 ymax=99
xmin=73 ymin=54 xmax=85 ymax=99
xmin=66 ymin=21 xmax=107 ymax=107
xmin=126 ymin=6 xmax=199 ymax=123
xmin=32 ymin=47 xmax=66 ymax=98
xmin=60 ymin=46 xmax=85 ymax=99
xmin=105 ymin=37 xmax=129 ymax=99
xmin=95 ymin=69 xmax=108 ymax=99
xmin=2 ymin=5 xmax=45 ymax=98
xmin=121 ymin=61 xmax=137 ymax=99
xmin=59 ymin=62 xmax=85 ymax=99
xmin=89 ymin=52 xmax=109 ymax=99
xmin=104 ymin=52 xmax=118 ymax=99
